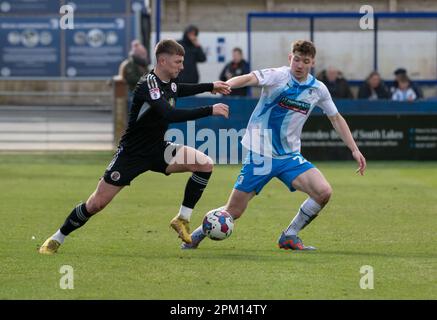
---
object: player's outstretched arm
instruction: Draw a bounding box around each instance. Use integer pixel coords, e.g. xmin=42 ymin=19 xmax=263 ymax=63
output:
xmin=226 ymin=72 xmax=259 ymax=89
xmin=177 ymin=81 xmax=231 ymax=98
xmin=150 ymin=97 xmax=229 ymax=123
xmin=328 ymin=113 xmax=367 ymax=175
xmin=211 ymin=81 xmax=232 ymax=95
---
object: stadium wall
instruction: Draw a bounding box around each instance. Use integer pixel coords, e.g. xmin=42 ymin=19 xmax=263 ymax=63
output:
xmin=0 ymin=79 xmax=111 ymax=106
xmin=157 ymin=0 xmax=437 ymax=32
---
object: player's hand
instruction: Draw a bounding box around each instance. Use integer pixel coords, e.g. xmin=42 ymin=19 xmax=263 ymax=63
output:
xmin=212 ymin=81 xmax=231 ymax=95
xmin=192 ymin=38 xmax=200 ymax=47
xmin=352 ymin=150 xmax=366 ymax=176
xmin=212 ymin=103 xmax=229 ymax=119
xmin=190 ymin=35 xmax=200 ymax=47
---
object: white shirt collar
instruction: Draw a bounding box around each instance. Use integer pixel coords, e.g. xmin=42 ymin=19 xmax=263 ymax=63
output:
xmin=290 ymin=71 xmax=314 ymax=85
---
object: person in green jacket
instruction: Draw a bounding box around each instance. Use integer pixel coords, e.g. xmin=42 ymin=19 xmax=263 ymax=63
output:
xmin=119 ymin=40 xmax=150 ymax=112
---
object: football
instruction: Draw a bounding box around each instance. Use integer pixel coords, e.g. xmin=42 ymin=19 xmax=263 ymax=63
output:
xmin=202 ymin=208 xmax=234 ymax=241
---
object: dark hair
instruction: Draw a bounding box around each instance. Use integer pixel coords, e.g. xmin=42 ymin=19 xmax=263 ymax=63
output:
xmin=233 ymin=47 xmax=243 ymax=54
xmin=292 ymin=40 xmax=316 ymax=58
xmin=366 ymin=71 xmax=381 ymax=81
xmin=155 ymin=39 xmax=185 ymax=58
xmin=394 ymin=68 xmax=407 ymax=76
xmin=184 ymin=25 xmax=199 ymax=36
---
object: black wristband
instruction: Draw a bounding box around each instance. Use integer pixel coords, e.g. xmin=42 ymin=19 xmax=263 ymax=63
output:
xmin=207 ymin=105 xmax=214 ymax=115
xmin=204 ymin=83 xmax=215 ymax=92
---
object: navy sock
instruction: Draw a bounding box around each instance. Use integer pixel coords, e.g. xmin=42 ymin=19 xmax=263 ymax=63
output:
xmin=60 ymin=203 xmax=92 ymax=236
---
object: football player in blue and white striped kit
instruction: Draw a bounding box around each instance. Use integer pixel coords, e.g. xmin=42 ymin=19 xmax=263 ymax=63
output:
xmin=183 ymin=40 xmax=366 ymax=250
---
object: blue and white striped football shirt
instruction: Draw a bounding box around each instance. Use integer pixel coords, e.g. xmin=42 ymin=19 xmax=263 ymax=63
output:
xmin=241 ymin=66 xmax=339 ymax=158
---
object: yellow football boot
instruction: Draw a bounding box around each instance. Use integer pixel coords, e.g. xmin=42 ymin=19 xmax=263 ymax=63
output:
xmin=170 ymin=216 xmax=192 ymax=244
xmin=38 ymin=237 xmax=61 ymax=255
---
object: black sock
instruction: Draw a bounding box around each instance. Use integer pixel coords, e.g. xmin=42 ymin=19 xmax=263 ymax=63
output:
xmin=182 ymin=171 xmax=212 ymax=209
xmin=60 ymin=203 xmax=92 ymax=236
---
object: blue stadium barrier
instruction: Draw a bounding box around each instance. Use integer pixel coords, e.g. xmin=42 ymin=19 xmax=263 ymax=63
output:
xmin=176 ymin=96 xmax=437 ymax=118
xmin=171 ymin=97 xmax=437 ymax=162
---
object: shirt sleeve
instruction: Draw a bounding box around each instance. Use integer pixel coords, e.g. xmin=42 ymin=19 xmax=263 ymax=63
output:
xmin=138 ymin=75 xmax=213 ymax=123
xmin=148 ymin=97 xmax=213 ymax=123
xmin=252 ymin=67 xmax=286 ymax=87
xmin=177 ymin=83 xmax=214 ymax=98
xmin=317 ymin=82 xmax=339 ymax=116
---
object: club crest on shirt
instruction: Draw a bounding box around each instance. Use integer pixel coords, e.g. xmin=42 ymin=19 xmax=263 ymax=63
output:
xmin=171 ymin=82 xmax=177 ymax=92
xmin=149 ymin=87 xmax=161 ymax=100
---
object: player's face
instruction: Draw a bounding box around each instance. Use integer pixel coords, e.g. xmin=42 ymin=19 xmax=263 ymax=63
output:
xmin=289 ymin=53 xmax=314 ymax=81
xmin=163 ymin=54 xmax=184 ymax=79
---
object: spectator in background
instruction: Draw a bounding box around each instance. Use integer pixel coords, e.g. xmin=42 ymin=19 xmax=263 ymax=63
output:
xmin=392 ymin=68 xmax=423 ymax=99
xmin=317 ymin=67 xmax=354 ymax=99
xmin=219 ymin=47 xmax=250 ymax=96
xmin=358 ymin=71 xmax=390 ymax=100
xmin=177 ymin=25 xmax=207 ymax=83
xmin=119 ymin=40 xmax=149 ymax=112
xmin=392 ymin=74 xmax=417 ymax=102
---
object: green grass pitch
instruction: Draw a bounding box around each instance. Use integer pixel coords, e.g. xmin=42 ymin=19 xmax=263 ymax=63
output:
xmin=0 ymin=153 xmax=436 ymax=299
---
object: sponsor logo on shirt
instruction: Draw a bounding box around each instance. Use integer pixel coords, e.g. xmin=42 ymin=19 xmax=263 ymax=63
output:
xmin=149 ymin=87 xmax=161 ymax=100
xmin=278 ymin=96 xmax=311 ymax=115
xmin=168 ymin=98 xmax=175 ymax=108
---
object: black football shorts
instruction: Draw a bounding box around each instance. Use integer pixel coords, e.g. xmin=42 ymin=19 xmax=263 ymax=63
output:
xmin=103 ymin=142 xmax=182 ymax=186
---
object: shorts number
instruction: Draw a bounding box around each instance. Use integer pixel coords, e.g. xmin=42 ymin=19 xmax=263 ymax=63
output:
xmin=292 ymin=154 xmax=307 ymax=165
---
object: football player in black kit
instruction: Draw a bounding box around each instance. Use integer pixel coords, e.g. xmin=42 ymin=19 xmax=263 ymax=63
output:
xmin=39 ymin=39 xmax=231 ymax=254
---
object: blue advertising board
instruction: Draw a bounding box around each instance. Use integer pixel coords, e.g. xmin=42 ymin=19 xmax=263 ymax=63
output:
xmin=130 ymin=0 xmax=146 ymax=13
xmin=0 ymin=0 xmax=143 ymax=77
xmin=65 ymin=0 xmax=127 ymax=14
xmin=64 ymin=17 xmax=127 ymax=77
xmin=0 ymin=0 xmax=145 ymax=15
xmin=0 ymin=17 xmax=61 ymax=77
xmin=0 ymin=0 xmax=59 ymax=14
